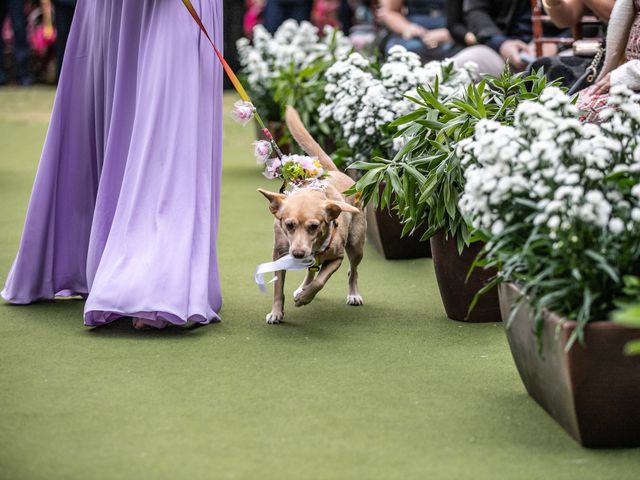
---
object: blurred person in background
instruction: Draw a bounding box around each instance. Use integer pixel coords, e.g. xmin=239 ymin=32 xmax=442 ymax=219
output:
xmin=453 ymin=0 xmax=540 ymax=76
xmin=263 ymin=0 xmax=313 ymax=33
xmin=340 ymin=0 xmax=353 ymax=33
xmin=379 ymin=0 xmax=458 ymax=61
xmin=530 ymin=0 xmax=614 ymax=89
xmin=447 ymin=0 xmax=477 ymax=48
xmin=244 ymin=0 xmax=264 ymax=38
xmin=41 ymin=0 xmax=77 ymax=81
xmin=570 ymin=0 xmax=640 ymax=121
xmin=312 ymin=0 xmax=340 ymax=29
xmin=52 ymin=0 xmax=76 ymax=81
xmin=543 ymin=0 xmax=614 ymax=27
xmin=0 ymin=0 xmax=33 ymax=85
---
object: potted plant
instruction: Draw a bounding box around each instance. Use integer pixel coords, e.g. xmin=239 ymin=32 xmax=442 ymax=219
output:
xmin=351 ymin=70 xmax=558 ymax=321
xmin=320 ymin=47 xmax=476 ymax=259
xmin=458 ymin=85 xmax=640 ymax=447
xmin=237 ymin=20 xmax=350 ymax=152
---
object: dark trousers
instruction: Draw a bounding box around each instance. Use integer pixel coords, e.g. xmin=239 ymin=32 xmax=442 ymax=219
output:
xmin=339 ymin=0 xmax=352 ymax=33
xmin=263 ymin=0 xmax=312 ymax=33
xmin=53 ymin=1 xmax=76 ymax=80
xmin=0 ymin=0 xmax=31 ymax=84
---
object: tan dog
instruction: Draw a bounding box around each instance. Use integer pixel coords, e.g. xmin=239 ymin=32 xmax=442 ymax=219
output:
xmin=258 ymin=106 xmax=366 ymax=324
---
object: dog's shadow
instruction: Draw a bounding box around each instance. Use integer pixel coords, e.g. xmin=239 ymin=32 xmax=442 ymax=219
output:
xmin=259 ymin=297 xmax=397 ymax=341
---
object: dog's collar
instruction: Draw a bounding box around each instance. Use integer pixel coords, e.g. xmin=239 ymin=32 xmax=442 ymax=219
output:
xmin=309 ymin=221 xmax=338 ymax=272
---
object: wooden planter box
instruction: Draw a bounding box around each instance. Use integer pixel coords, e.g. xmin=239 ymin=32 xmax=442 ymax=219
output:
xmin=499 ymin=282 xmax=640 ymax=448
xmin=430 ymin=232 xmax=501 ymax=322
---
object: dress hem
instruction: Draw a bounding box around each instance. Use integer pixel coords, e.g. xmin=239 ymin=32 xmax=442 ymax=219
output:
xmin=84 ymin=309 xmax=221 ymax=328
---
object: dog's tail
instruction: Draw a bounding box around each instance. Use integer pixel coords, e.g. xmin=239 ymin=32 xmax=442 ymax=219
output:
xmin=285 ymin=106 xmax=338 ymax=172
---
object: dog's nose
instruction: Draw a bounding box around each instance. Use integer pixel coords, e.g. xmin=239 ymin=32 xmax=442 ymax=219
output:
xmin=292 ymin=249 xmax=307 ymax=259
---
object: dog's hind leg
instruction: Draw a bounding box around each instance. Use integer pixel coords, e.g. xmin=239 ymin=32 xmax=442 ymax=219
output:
xmin=266 ymin=268 xmax=286 ymax=324
xmin=345 ymin=243 xmax=364 ymax=306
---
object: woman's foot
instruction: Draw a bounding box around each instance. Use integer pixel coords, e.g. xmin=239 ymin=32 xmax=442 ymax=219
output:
xmin=132 ymin=318 xmax=167 ymax=330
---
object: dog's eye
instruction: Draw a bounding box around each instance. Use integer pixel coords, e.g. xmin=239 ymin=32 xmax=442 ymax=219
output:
xmin=284 ymin=221 xmax=296 ymax=231
xmin=307 ymin=224 xmax=318 ymax=233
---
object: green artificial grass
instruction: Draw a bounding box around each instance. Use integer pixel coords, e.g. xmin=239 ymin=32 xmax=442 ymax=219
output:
xmin=1 ymin=88 xmax=639 ymax=480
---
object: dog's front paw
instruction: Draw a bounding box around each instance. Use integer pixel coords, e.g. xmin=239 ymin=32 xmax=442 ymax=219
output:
xmin=294 ymin=289 xmax=316 ymax=307
xmin=266 ymin=311 xmax=284 ymax=324
xmin=347 ymin=294 xmax=364 ymax=306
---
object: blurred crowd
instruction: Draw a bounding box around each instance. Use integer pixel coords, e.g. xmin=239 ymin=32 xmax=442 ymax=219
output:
xmin=0 ymin=0 xmax=75 ymax=86
xmin=246 ymin=0 xmax=613 ymax=83
xmin=0 ymin=0 xmax=622 ymax=94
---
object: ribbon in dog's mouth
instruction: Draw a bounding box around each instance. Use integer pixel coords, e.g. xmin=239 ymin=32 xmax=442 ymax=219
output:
xmin=254 ymin=219 xmax=336 ymax=292
xmin=254 ymin=255 xmax=316 ymax=293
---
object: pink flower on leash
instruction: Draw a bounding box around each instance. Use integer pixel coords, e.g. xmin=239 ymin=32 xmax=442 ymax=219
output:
xmin=232 ymin=100 xmax=255 ymax=126
xmin=254 ymin=140 xmax=272 ymax=163
xmin=263 ymin=158 xmax=282 ymax=179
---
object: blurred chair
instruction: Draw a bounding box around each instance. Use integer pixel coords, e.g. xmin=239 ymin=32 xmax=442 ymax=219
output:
xmin=531 ymin=0 xmax=601 ymax=57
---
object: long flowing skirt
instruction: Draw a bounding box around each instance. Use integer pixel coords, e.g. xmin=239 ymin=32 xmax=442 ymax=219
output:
xmin=1 ymin=0 xmax=224 ymax=327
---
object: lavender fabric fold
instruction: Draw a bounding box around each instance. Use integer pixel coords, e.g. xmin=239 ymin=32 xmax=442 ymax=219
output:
xmin=1 ymin=0 xmax=224 ymax=327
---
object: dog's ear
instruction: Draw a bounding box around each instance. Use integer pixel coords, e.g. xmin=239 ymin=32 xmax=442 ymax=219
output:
xmin=258 ymin=189 xmax=286 ymax=217
xmin=324 ymin=201 xmax=361 ymax=221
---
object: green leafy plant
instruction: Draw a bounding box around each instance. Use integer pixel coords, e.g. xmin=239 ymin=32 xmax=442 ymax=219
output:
xmin=271 ymin=47 xmax=337 ymax=150
xmin=348 ymin=70 xmax=560 ymax=253
xmin=612 ymin=276 xmax=640 ymax=355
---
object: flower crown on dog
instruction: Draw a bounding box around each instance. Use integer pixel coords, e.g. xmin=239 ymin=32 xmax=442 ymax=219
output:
xmin=257 ymin=147 xmax=329 ymax=190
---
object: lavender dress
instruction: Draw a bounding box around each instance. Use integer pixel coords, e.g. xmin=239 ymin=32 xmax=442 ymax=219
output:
xmin=1 ymin=0 xmax=223 ymax=327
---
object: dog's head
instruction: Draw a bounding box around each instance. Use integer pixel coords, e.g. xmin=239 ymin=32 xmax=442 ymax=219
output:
xmin=258 ymin=188 xmax=359 ymax=259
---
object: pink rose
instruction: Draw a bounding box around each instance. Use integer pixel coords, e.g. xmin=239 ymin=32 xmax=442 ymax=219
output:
xmin=254 ymin=140 xmax=272 ymax=163
xmin=232 ymin=100 xmax=255 ymax=126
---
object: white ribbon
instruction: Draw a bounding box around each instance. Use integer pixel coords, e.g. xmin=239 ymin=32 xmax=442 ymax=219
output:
xmin=254 ymin=222 xmax=335 ymax=292
xmin=254 ymin=254 xmax=315 ymax=293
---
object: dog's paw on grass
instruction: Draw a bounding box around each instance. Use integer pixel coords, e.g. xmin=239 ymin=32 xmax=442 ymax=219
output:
xmin=266 ymin=312 xmax=284 ymax=324
xmin=347 ymin=295 xmax=364 ymax=306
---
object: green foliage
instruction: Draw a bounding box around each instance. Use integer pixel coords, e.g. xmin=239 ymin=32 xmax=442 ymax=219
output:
xmin=612 ymin=276 xmax=640 ymax=355
xmin=271 ymin=60 xmax=328 ymax=151
xmin=271 ymin=30 xmax=347 ymax=151
xmin=348 ymin=70 xmax=560 ymax=252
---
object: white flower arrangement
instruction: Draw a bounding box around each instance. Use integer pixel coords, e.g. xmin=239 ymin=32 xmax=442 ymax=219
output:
xmin=236 ymin=20 xmax=351 ymax=120
xmin=459 ymin=86 xmax=640 ymax=238
xmin=458 ymin=85 xmax=640 ymax=344
xmin=318 ymin=46 xmax=477 ymax=165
